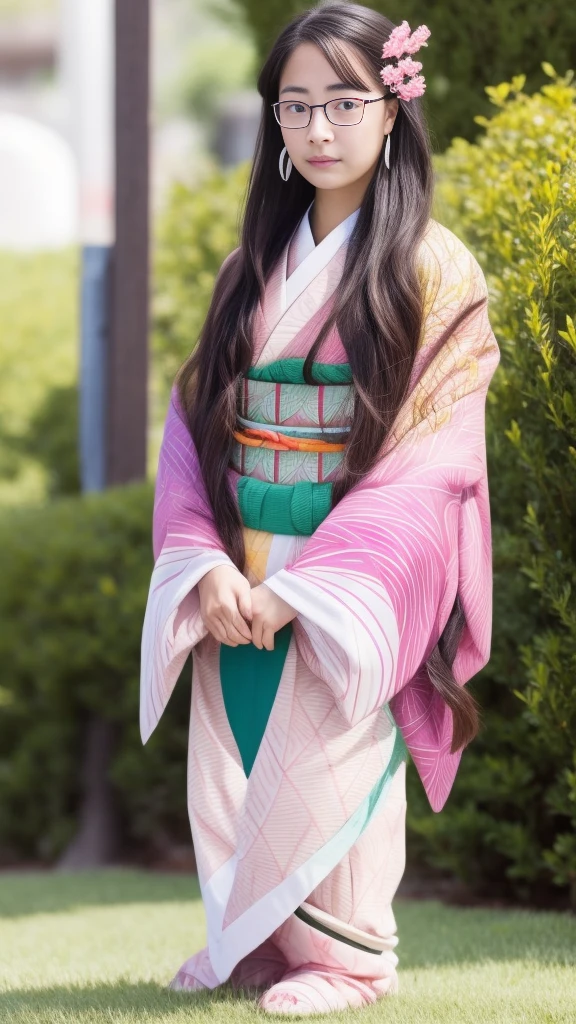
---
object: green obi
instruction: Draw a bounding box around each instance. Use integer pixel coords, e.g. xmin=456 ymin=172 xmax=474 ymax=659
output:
xmin=237 ymin=477 xmax=333 ymax=536
xmin=234 ymin=357 xmax=353 ymax=535
xmin=221 ymin=357 xmax=353 ymax=776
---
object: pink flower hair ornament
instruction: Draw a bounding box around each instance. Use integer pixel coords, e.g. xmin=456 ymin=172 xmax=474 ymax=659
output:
xmin=380 ymin=20 xmax=431 ymax=101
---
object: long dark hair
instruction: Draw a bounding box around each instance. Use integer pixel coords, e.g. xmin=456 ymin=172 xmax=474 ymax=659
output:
xmin=175 ymin=1 xmax=483 ymax=753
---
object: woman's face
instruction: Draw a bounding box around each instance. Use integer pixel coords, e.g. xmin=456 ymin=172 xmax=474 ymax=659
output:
xmin=276 ymin=41 xmax=398 ymax=192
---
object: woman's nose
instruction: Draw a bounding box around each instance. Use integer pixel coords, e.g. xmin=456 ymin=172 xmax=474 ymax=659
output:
xmin=306 ymin=106 xmax=335 ymax=143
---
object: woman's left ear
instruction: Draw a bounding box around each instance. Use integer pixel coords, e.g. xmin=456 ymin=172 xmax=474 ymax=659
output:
xmin=386 ymin=98 xmax=399 ymax=129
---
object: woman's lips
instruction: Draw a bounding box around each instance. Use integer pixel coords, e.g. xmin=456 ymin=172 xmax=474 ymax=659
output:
xmin=308 ymin=157 xmax=340 ymax=167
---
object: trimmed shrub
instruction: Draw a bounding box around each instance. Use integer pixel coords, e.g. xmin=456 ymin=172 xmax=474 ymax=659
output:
xmin=152 ymin=160 xmax=248 ymax=404
xmin=0 ymin=483 xmax=190 ymax=861
xmin=0 ymin=247 xmax=77 ymax=506
xmin=412 ymin=65 xmax=576 ymax=907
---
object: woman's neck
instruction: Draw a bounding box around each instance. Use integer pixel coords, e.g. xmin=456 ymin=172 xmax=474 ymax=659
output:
xmin=310 ymin=179 xmax=368 ymax=244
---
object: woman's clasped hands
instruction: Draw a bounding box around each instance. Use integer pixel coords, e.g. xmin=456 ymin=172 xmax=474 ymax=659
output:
xmin=197 ymin=564 xmax=297 ymax=651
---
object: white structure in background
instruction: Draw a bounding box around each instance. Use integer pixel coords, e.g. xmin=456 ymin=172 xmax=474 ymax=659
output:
xmin=59 ymin=0 xmax=114 ymax=246
xmin=0 ymin=2 xmax=114 ymax=251
xmin=0 ymin=110 xmax=77 ymax=249
xmin=58 ymin=0 xmax=114 ymax=497
xmin=0 ymin=1 xmax=260 ymax=250
xmin=0 ymin=11 xmax=77 ymax=250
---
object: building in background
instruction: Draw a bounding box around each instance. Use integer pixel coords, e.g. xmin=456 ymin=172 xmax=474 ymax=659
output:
xmin=0 ymin=0 xmax=261 ymax=251
xmin=0 ymin=8 xmax=76 ymax=248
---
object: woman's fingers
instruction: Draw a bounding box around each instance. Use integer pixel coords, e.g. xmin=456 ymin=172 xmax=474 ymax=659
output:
xmin=210 ymin=615 xmax=238 ymax=646
xmin=226 ymin=621 xmax=252 ymax=645
xmin=231 ymin=607 xmax=252 ymax=642
xmin=261 ymin=624 xmax=275 ymax=651
xmin=251 ymin=615 xmax=263 ymax=650
xmin=251 ymin=619 xmax=274 ymax=651
xmin=198 ymin=566 xmax=254 ymax=646
xmin=202 ymin=581 xmax=258 ymax=647
xmin=208 ymin=602 xmax=252 ymax=646
xmin=237 ymin=588 xmax=253 ymax=623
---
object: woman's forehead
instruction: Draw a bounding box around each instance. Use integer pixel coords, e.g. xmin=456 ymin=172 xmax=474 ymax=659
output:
xmin=279 ymin=41 xmax=371 ymax=92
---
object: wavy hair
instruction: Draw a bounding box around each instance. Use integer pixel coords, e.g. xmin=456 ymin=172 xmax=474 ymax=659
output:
xmin=175 ymin=1 xmax=482 ymax=753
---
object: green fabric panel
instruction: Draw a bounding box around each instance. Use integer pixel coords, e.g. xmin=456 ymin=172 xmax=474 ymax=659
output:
xmin=220 ymin=621 xmax=294 ymax=777
xmin=245 ymin=358 xmax=352 ymax=384
xmin=362 ymin=721 xmax=409 ymax=819
xmin=237 ymin=476 xmax=333 ymax=536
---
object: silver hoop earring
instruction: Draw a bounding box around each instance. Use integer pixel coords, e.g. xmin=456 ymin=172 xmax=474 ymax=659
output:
xmin=384 ymin=133 xmax=391 ymax=170
xmin=279 ymin=146 xmax=293 ymax=181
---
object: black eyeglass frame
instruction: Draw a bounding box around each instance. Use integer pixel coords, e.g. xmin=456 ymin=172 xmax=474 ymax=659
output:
xmin=271 ymin=94 xmax=388 ymax=128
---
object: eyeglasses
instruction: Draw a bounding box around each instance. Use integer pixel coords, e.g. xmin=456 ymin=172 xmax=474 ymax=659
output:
xmin=272 ymin=95 xmax=387 ymax=129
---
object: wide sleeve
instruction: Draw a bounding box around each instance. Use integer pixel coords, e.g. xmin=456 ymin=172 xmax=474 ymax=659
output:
xmin=264 ymin=251 xmax=501 ymax=743
xmin=140 ymin=386 xmax=234 ymax=744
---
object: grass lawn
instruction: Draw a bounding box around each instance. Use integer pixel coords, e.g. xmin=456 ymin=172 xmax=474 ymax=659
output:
xmin=0 ymin=870 xmax=574 ymax=1023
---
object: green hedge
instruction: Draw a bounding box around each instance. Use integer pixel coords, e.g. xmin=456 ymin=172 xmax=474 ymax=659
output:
xmin=0 ymin=247 xmax=78 ymax=506
xmin=152 ymin=160 xmax=248 ymax=405
xmin=0 ymin=483 xmax=191 ymax=861
xmin=413 ymin=64 xmax=575 ymax=907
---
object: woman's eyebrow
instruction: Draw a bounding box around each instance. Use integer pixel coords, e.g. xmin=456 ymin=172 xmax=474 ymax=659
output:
xmin=279 ymin=82 xmax=356 ymax=95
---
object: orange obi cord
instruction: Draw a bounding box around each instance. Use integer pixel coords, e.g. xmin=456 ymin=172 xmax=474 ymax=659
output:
xmin=233 ymin=427 xmax=345 ymax=453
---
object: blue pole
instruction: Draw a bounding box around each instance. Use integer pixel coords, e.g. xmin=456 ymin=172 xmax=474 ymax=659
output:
xmin=79 ymin=244 xmax=111 ymax=492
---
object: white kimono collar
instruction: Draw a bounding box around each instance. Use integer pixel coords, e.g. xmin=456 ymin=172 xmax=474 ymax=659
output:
xmin=284 ymin=200 xmax=360 ymax=311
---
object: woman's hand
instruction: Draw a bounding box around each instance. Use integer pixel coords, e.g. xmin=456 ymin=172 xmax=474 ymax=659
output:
xmin=250 ymin=583 xmax=298 ymax=651
xmin=197 ymin=565 xmax=253 ymax=646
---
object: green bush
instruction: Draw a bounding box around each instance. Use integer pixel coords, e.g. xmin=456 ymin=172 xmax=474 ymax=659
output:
xmin=5 ymin=384 xmax=81 ymax=498
xmin=410 ymin=65 xmax=575 ymax=907
xmin=0 ymin=483 xmax=190 ymax=861
xmin=0 ymin=247 xmax=78 ymax=505
xmin=232 ymin=0 xmax=576 ymax=151
xmin=176 ymin=35 xmax=257 ymax=143
xmin=152 ymin=160 xmax=249 ymax=405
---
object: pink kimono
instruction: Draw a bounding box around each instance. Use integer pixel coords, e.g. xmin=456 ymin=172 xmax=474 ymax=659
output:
xmin=140 ymin=203 xmax=500 ymax=1012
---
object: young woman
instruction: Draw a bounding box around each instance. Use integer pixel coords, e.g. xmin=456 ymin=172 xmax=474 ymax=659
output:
xmin=140 ymin=2 xmax=500 ymax=1015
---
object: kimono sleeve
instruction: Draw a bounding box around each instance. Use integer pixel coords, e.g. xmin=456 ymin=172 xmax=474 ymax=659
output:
xmin=264 ymin=254 xmax=501 ymax=732
xmin=140 ymin=386 xmax=234 ymax=743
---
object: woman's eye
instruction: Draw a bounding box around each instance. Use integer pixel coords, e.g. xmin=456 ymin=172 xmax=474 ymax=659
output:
xmin=336 ymin=100 xmax=360 ymax=111
xmin=288 ymin=103 xmax=306 ymax=113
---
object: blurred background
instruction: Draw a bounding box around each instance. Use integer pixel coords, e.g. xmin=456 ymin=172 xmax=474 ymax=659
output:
xmin=0 ymin=0 xmax=574 ymax=914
